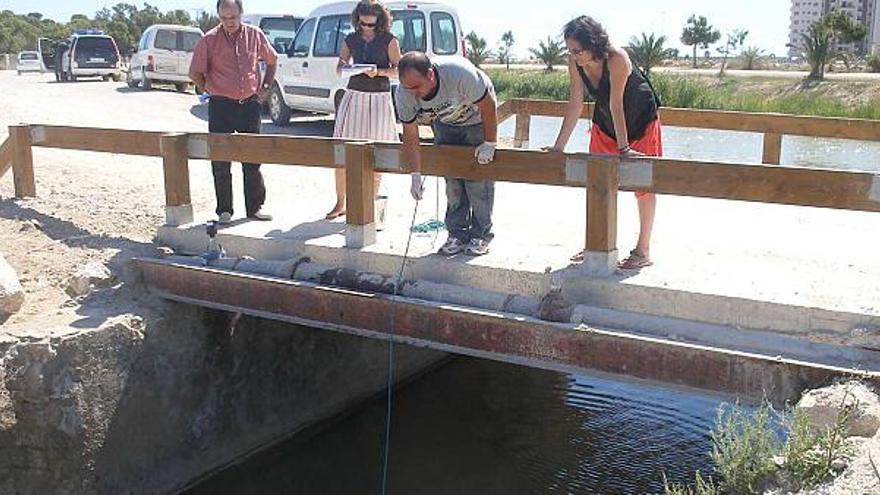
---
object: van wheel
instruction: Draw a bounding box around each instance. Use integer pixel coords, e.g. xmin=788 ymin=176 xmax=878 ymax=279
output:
xmin=334 ymin=90 xmax=346 ymax=114
xmin=141 ymin=71 xmax=152 ymax=90
xmin=111 ymin=74 xmax=121 ymax=82
xmin=70 ymin=74 xmax=77 ymax=82
xmin=269 ymin=85 xmax=291 ymax=126
xmin=17 ymin=71 xmax=21 ymax=76
xmin=174 ymin=83 xmax=188 ymax=93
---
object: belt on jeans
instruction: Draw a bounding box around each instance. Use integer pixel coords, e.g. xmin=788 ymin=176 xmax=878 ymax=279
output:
xmin=212 ymin=94 xmax=259 ymax=104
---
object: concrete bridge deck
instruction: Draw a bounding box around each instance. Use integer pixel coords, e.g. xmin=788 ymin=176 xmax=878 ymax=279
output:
xmin=157 ymin=172 xmax=880 ymax=341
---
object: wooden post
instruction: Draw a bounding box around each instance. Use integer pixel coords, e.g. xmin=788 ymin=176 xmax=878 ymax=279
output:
xmin=583 ymin=157 xmax=618 ymax=276
xmin=762 ymin=133 xmax=783 ymax=165
xmin=160 ymin=133 xmax=193 ymax=226
xmin=514 ymin=112 xmax=531 ymax=149
xmin=345 ymin=143 xmax=376 ymax=248
xmin=10 ymin=125 xmax=35 ymax=198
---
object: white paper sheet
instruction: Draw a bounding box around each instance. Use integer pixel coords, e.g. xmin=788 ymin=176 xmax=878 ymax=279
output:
xmin=341 ymin=64 xmax=377 ymax=77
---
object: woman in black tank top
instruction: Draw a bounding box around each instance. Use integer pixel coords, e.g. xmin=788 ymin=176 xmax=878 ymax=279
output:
xmin=326 ymin=0 xmax=402 ymax=221
xmin=547 ymin=16 xmax=663 ymax=270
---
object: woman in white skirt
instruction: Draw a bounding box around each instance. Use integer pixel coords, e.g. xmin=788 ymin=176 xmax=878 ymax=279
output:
xmin=326 ymin=0 xmax=402 ymax=220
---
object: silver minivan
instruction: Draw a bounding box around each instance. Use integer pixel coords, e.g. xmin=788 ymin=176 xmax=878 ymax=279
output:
xmin=127 ymin=24 xmax=203 ymax=92
xmin=269 ymin=1 xmax=465 ymax=125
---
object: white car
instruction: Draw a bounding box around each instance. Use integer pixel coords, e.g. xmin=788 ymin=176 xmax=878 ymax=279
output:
xmin=128 ymin=24 xmax=204 ymax=92
xmin=16 ymin=51 xmax=43 ymax=75
xmin=58 ymin=31 xmax=123 ymax=82
xmin=269 ymin=1 xmax=465 ymax=125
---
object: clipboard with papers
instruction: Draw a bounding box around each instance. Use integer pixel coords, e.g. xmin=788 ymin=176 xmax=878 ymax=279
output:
xmin=341 ymin=64 xmax=377 ymax=77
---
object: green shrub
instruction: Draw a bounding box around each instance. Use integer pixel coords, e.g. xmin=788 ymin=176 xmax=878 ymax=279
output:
xmin=710 ymin=402 xmax=782 ymax=494
xmin=868 ymin=53 xmax=880 ymax=73
xmin=663 ymin=471 xmax=719 ymax=495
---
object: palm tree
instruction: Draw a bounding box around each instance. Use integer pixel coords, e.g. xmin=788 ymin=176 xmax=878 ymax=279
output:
xmin=797 ymin=12 xmax=867 ymax=80
xmin=499 ymin=31 xmax=515 ymax=70
xmin=626 ymin=33 xmax=673 ymax=75
xmin=740 ymin=46 xmax=765 ymax=70
xmin=465 ymin=31 xmax=492 ymax=67
xmin=529 ymin=37 xmax=566 ymax=71
xmin=799 ymin=22 xmax=833 ymax=80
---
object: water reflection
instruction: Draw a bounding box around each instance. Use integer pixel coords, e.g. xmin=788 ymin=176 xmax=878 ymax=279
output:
xmin=188 ymin=358 xmax=719 ymax=495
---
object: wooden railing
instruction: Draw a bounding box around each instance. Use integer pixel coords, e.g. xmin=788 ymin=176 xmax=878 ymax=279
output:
xmin=2 ymin=99 xmax=879 ymax=275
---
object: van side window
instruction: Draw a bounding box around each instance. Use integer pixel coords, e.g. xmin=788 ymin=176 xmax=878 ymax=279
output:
xmin=430 ymin=12 xmax=457 ymax=55
xmin=391 ymin=10 xmax=426 ymax=54
xmin=290 ymin=17 xmax=316 ymax=57
xmin=155 ymin=30 xmax=176 ymax=51
xmin=180 ymin=32 xmax=201 ymax=52
xmin=314 ymin=15 xmax=353 ymax=58
xmin=139 ymin=31 xmax=150 ymax=51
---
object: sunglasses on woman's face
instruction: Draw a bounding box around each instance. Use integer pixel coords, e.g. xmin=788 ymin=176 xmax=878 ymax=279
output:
xmin=360 ymin=21 xmax=377 ymax=28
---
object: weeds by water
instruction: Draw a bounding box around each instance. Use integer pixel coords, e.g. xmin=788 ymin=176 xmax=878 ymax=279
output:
xmin=487 ymin=69 xmax=880 ymax=119
xmin=664 ymin=389 xmax=858 ymax=495
xmin=710 ymin=402 xmax=782 ymax=494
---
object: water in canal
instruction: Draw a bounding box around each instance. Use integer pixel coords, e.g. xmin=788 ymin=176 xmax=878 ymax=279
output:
xmin=186 ymin=121 xmax=878 ymax=494
xmin=187 ymin=357 xmax=721 ymax=494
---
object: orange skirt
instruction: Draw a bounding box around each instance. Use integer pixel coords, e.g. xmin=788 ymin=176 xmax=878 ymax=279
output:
xmin=589 ymin=118 xmax=663 ymax=198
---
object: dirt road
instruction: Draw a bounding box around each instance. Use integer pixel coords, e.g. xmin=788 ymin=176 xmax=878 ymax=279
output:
xmin=0 ymin=71 xmax=339 ymax=332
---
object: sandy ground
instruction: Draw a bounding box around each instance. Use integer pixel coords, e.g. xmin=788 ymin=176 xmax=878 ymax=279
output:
xmin=1 ymin=70 xmax=879 ymax=339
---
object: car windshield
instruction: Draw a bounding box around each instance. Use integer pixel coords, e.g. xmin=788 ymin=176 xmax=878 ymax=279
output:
xmin=20 ymin=53 xmax=39 ymax=61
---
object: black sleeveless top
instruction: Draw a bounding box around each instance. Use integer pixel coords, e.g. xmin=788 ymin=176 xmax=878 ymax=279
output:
xmin=578 ymin=60 xmax=659 ymax=141
xmin=345 ymin=31 xmax=394 ymax=93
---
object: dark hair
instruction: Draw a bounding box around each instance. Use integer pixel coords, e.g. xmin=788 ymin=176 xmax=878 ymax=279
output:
xmin=216 ymin=0 xmax=243 ymax=13
xmin=563 ymin=16 xmax=610 ymax=59
xmin=398 ymin=52 xmax=433 ymax=77
xmin=351 ymin=0 xmax=393 ymax=33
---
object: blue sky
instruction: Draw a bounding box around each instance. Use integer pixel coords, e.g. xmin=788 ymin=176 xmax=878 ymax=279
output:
xmin=5 ymin=0 xmax=792 ymax=57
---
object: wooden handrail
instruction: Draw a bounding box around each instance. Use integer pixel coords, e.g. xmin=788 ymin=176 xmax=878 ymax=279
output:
xmin=11 ymin=122 xmax=880 ymax=275
xmin=28 ymin=125 xmax=166 ymax=156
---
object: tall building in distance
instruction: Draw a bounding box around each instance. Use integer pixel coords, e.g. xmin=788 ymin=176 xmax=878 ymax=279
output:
xmin=789 ymin=0 xmax=880 ymax=56
xmin=789 ymin=0 xmax=825 ymax=57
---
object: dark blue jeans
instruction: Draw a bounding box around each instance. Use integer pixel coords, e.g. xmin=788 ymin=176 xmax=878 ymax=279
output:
xmin=432 ymin=121 xmax=495 ymax=243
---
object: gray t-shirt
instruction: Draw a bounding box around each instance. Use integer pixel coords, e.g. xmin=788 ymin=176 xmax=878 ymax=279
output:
xmin=394 ymin=58 xmax=494 ymax=127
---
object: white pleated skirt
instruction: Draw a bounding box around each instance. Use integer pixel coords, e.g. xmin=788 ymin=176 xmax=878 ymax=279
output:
xmin=333 ymin=89 xmax=399 ymax=142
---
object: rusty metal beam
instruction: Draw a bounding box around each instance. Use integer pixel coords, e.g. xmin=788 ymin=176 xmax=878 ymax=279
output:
xmin=134 ymin=259 xmax=878 ymax=404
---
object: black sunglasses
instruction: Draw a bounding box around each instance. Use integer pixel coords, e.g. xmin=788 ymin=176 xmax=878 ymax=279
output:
xmin=360 ymin=21 xmax=377 ymax=28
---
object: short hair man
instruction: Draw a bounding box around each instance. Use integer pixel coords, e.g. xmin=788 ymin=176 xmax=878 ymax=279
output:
xmin=189 ymin=0 xmax=277 ymax=223
xmin=395 ymin=52 xmax=498 ymax=256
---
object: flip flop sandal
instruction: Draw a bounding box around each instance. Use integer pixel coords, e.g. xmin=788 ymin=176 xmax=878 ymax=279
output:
xmin=325 ymin=209 xmax=346 ymax=220
xmin=618 ymin=250 xmax=653 ymax=270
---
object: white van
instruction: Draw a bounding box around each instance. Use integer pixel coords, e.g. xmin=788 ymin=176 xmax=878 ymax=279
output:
xmin=268 ymin=1 xmax=464 ymax=125
xmin=242 ymin=14 xmax=305 ymax=54
xmin=127 ymin=24 xmax=203 ymax=92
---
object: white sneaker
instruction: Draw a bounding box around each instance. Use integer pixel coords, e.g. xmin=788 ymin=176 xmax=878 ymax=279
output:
xmin=439 ymin=237 xmax=466 ymax=255
xmin=218 ymin=212 xmax=232 ymax=225
xmin=465 ymin=238 xmax=490 ymax=256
